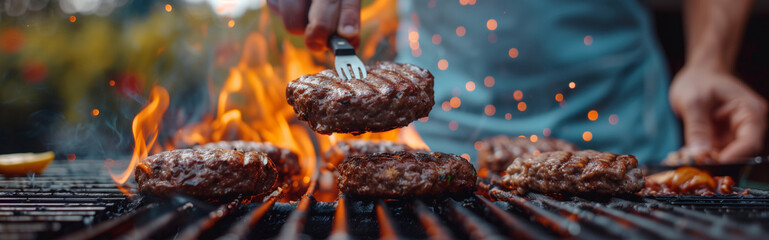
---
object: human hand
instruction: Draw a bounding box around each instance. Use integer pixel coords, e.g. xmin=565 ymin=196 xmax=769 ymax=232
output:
xmin=267 ymin=0 xmax=361 ymax=51
xmin=665 ymin=66 xmax=767 ymax=165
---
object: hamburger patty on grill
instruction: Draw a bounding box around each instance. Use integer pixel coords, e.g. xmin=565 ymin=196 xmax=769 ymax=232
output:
xmin=324 ymin=140 xmax=423 ymax=167
xmin=135 ymin=149 xmax=278 ymax=198
xmin=502 ymin=150 xmax=644 ymax=195
xmin=477 ymin=136 xmax=578 ymax=175
xmin=194 ymin=141 xmax=299 ymax=183
xmin=286 ymin=62 xmax=434 ymax=134
xmin=337 ymin=151 xmax=476 ymax=197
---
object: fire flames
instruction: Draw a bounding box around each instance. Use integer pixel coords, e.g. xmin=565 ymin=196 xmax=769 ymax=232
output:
xmin=109 ymin=1 xmax=427 ymax=200
xmin=109 ymin=86 xmax=169 ymax=184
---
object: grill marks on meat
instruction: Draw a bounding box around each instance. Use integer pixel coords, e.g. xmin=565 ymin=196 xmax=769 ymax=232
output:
xmin=337 ymin=151 xmax=476 ymax=197
xmin=194 ymin=141 xmax=300 ymax=183
xmin=135 ymin=149 xmax=278 ymax=198
xmin=323 ymin=140 xmax=422 ymax=168
xmin=286 ymin=62 xmax=434 ymax=134
xmin=502 ymin=150 xmax=644 ymax=195
xmin=640 ymin=167 xmax=747 ymax=195
xmin=477 ymin=136 xmax=578 ymax=175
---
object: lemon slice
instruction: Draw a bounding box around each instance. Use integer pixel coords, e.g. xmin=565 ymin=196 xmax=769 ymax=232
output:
xmin=0 ymin=151 xmax=54 ymax=176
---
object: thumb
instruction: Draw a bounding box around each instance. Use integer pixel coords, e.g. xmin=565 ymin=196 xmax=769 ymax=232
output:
xmin=679 ymin=105 xmax=715 ymax=154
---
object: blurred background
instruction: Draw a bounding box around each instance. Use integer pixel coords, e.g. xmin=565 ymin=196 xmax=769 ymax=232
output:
xmin=0 ymin=0 xmax=767 ymax=160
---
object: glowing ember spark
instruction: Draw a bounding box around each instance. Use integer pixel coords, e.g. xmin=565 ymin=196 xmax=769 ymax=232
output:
xmin=555 ymin=93 xmax=564 ymax=102
xmin=110 ymin=86 xmax=169 ymax=184
xmin=587 ymin=110 xmax=598 ymax=121
xmin=513 ymin=90 xmax=523 ymax=101
xmin=484 ymin=76 xmax=495 ymax=87
xmin=450 ymin=97 xmax=461 ymax=108
xmin=465 ymin=81 xmax=475 ymax=91
xmin=109 ymin=80 xmax=115 ymax=86
xmin=455 ymin=26 xmax=466 ymax=37
xmin=228 ymin=20 xmax=235 ymax=28
xmin=582 ymin=131 xmax=593 ymax=141
xmin=438 ymin=59 xmax=448 ymax=70
xmin=517 ymin=102 xmax=527 ymax=111
xmin=432 ymin=34 xmax=441 ymax=44
xmin=505 ymin=113 xmax=512 ymax=120
xmin=461 ymin=154 xmax=470 ymax=161
xmin=569 ymin=82 xmax=576 ymax=89
xmin=92 ymin=109 xmax=100 ymax=116
xmin=609 ymin=114 xmax=619 ymax=125
xmin=408 ymin=31 xmax=419 ymax=42
xmin=530 ymin=135 xmax=538 ymax=142
xmin=165 ymin=4 xmax=172 ymax=12
xmin=486 ymin=19 xmax=497 ymax=30
xmin=508 ymin=48 xmax=519 ymax=58
xmin=449 ymin=121 xmax=458 ymax=131
xmin=484 ymin=105 xmax=496 ymax=116
xmin=69 ymin=16 xmax=76 ymax=22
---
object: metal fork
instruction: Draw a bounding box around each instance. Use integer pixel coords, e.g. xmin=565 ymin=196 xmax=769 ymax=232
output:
xmin=328 ymin=34 xmax=367 ymax=80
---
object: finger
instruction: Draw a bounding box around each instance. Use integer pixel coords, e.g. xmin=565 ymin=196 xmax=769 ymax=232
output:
xmin=337 ymin=0 xmax=361 ymax=47
xmin=718 ymin=104 xmax=767 ymax=163
xmin=305 ymin=0 xmax=342 ymax=51
xmin=679 ymin=103 xmax=716 ymax=155
xmin=278 ymin=0 xmax=310 ymax=35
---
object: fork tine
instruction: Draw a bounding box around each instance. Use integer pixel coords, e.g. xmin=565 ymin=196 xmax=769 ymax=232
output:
xmin=342 ymin=64 xmax=354 ymax=81
xmin=358 ymin=66 xmax=367 ymax=79
xmin=336 ymin=65 xmax=347 ymax=80
xmin=352 ymin=64 xmax=362 ymax=79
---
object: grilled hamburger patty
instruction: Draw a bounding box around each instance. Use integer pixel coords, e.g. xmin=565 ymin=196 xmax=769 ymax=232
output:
xmin=502 ymin=150 xmax=644 ymax=195
xmin=337 ymin=151 xmax=476 ymax=197
xmin=194 ymin=141 xmax=300 ymax=183
xmin=324 ymin=140 xmax=420 ymax=167
xmin=477 ymin=136 xmax=578 ymax=175
xmin=135 ymin=149 xmax=278 ymax=198
xmin=286 ymin=62 xmax=434 ymax=134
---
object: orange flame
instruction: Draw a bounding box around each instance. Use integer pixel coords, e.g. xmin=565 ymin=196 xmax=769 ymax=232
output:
xmin=109 ymin=86 xmax=169 ymax=184
xmin=116 ymin=1 xmax=427 ymax=199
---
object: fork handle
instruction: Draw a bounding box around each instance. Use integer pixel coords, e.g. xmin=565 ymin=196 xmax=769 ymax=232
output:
xmin=328 ymin=34 xmax=356 ymax=56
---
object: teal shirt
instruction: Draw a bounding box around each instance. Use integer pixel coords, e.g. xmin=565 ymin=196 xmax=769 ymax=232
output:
xmin=395 ymin=0 xmax=680 ymax=163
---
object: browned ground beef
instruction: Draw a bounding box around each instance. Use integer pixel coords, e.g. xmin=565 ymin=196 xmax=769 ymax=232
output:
xmin=337 ymin=151 xmax=476 ymax=197
xmin=477 ymin=136 xmax=578 ymax=175
xmin=502 ymin=150 xmax=644 ymax=195
xmin=323 ymin=140 xmax=420 ymax=168
xmin=135 ymin=149 xmax=278 ymax=198
xmin=194 ymin=141 xmax=300 ymax=183
xmin=286 ymin=62 xmax=434 ymax=134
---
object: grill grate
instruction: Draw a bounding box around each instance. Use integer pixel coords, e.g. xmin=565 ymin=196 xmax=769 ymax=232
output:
xmin=0 ymin=161 xmax=132 ymax=240
xmin=2 ymin=161 xmax=769 ymax=240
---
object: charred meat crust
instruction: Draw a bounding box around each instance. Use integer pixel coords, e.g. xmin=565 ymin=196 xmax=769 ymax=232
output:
xmin=477 ymin=136 xmax=578 ymax=175
xmin=194 ymin=141 xmax=300 ymax=183
xmin=135 ymin=149 xmax=278 ymax=198
xmin=286 ymin=62 xmax=434 ymax=134
xmin=323 ymin=140 xmax=420 ymax=168
xmin=337 ymin=151 xmax=477 ymax=197
xmin=502 ymin=150 xmax=644 ymax=195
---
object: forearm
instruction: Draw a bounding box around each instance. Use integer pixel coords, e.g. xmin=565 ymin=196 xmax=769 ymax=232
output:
xmin=683 ymin=0 xmax=752 ymax=72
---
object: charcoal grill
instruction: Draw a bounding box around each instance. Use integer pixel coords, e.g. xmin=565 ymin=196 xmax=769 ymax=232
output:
xmin=2 ymin=160 xmax=769 ymax=240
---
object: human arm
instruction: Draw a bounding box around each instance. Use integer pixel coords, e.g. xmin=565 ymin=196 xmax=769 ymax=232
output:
xmin=666 ymin=0 xmax=767 ymax=164
xmin=266 ymin=0 xmax=361 ymax=51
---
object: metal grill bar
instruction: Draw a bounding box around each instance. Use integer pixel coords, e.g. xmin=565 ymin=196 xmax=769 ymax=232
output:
xmin=5 ymin=160 xmax=769 ymax=240
xmin=375 ymin=201 xmax=398 ymax=240
xmin=413 ymin=200 xmax=452 ymax=240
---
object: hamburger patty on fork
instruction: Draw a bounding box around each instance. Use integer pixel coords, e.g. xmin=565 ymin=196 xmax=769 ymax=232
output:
xmin=286 ymin=62 xmax=434 ymax=134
